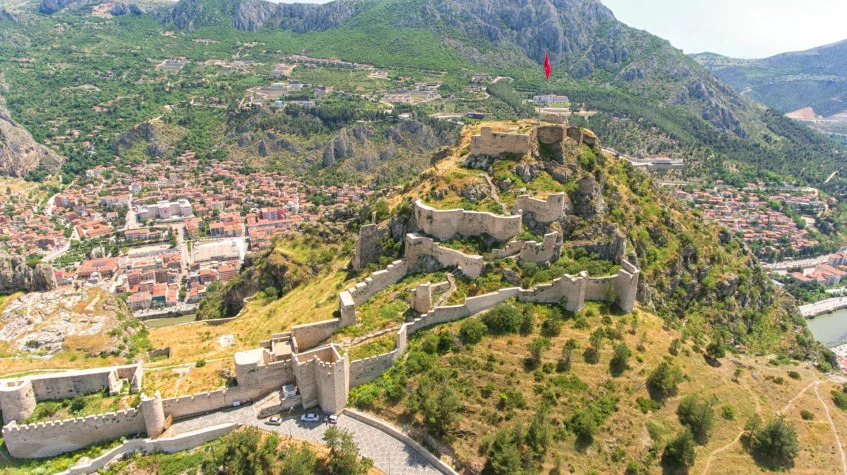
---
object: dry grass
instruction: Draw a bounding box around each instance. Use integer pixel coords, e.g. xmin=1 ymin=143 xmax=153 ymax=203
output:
xmin=360 ymin=304 xmax=847 ymax=474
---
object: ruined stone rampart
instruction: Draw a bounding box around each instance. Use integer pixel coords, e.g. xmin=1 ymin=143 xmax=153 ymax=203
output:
xmin=352 ymin=224 xmax=381 ymax=271
xmin=405 ymin=234 xmax=484 ymax=278
xmin=347 ymin=260 xmax=409 ymax=306
xmin=470 ymin=126 xmax=532 ymax=157
xmin=414 ymin=200 xmax=521 ymax=242
xmin=519 ymin=232 xmax=561 ymax=264
xmin=519 ymin=273 xmax=587 ymax=311
xmin=514 ymin=193 xmax=566 ymax=223
xmin=2 ymin=408 xmax=146 ymax=459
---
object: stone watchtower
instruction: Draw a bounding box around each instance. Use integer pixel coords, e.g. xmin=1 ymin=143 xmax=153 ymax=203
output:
xmin=352 ymin=224 xmax=381 ymax=271
xmin=140 ymin=391 xmax=166 ymax=437
xmin=0 ymin=380 xmax=36 ymax=424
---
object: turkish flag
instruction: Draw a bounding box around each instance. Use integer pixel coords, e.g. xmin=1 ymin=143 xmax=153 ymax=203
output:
xmin=544 ymin=52 xmax=551 ymax=80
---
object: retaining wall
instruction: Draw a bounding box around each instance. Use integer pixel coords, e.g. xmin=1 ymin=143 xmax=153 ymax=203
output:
xmin=2 ymin=408 xmax=146 ymax=459
xmin=59 ymin=423 xmax=238 ymax=475
xmin=415 ymin=200 xmax=521 ymax=242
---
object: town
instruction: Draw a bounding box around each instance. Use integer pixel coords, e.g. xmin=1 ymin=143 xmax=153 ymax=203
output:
xmin=0 ymin=153 xmax=373 ymax=319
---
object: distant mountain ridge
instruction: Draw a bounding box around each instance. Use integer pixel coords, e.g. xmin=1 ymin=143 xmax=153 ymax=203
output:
xmin=693 ymin=40 xmax=847 ymax=117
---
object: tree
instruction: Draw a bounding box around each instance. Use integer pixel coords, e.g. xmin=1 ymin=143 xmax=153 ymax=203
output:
xmin=706 ymin=341 xmax=725 ymax=360
xmin=528 ymin=337 xmax=551 ymax=366
xmin=589 ymin=327 xmax=605 ymax=351
xmin=481 ymin=304 xmax=523 ymax=334
xmin=647 ymin=361 xmax=684 ymax=401
xmin=519 ymin=307 xmax=535 ymax=336
xmin=662 ymin=429 xmax=696 ymax=470
xmin=485 ymin=426 xmax=525 ymax=474
xmin=459 ymin=318 xmax=487 ymax=345
xmin=419 ymin=378 xmax=463 ymax=439
xmin=558 ymin=339 xmax=577 ymax=372
xmin=677 ymin=394 xmax=715 ymax=444
xmin=323 ymin=426 xmax=374 ymax=475
xmin=570 ymin=407 xmax=598 ymax=442
xmin=280 ymin=443 xmax=317 ymax=475
xmin=747 ymin=416 xmax=799 ymax=468
xmin=202 ymin=427 xmax=277 ymax=475
xmin=609 ymin=343 xmax=631 ymax=377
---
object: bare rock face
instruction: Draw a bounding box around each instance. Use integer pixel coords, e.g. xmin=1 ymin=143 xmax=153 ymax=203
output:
xmin=571 ymin=174 xmax=605 ymax=218
xmin=0 ymin=257 xmax=57 ymax=293
xmin=39 ymin=0 xmax=72 ymax=14
xmin=0 ymin=104 xmax=63 ymax=178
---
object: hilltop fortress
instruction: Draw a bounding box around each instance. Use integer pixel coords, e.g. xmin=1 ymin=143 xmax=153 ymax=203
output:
xmin=2 ymin=123 xmax=639 ymax=459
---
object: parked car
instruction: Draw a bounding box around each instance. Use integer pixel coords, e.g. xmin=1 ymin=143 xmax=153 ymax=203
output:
xmin=266 ymin=416 xmax=282 ymax=426
xmin=328 ymin=414 xmax=338 ymax=424
xmin=300 ymin=413 xmax=320 ymax=422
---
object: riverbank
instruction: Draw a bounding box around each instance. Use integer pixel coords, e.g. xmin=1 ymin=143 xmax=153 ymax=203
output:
xmin=800 ymin=297 xmax=847 ymax=318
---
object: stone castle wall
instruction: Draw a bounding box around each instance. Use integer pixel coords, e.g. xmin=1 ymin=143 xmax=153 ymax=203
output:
xmin=2 ymin=408 xmax=146 ymax=459
xmin=0 ymin=364 xmax=143 ymax=424
xmin=415 ymin=200 xmax=521 ymax=242
xmin=346 ymin=260 xmax=409 ymax=306
xmin=352 ymin=224 xmax=380 ymax=271
xmin=514 ymin=193 xmax=566 ymax=223
xmin=519 ymin=232 xmax=562 ymax=264
xmin=405 ymin=234 xmax=484 ymax=278
xmin=469 ymin=126 xmax=533 ymax=157
xmin=291 ymin=319 xmax=342 ymax=353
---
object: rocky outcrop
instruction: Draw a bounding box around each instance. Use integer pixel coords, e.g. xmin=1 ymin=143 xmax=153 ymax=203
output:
xmin=0 ymin=257 xmax=56 ymax=293
xmin=571 ymin=174 xmax=605 ymax=218
xmin=112 ymin=121 xmax=170 ymax=158
xmin=0 ymin=8 xmax=19 ymax=23
xmin=110 ymin=3 xmax=145 ymax=16
xmin=0 ymin=104 xmax=63 ymax=178
xmin=39 ymin=0 xmax=73 ymax=14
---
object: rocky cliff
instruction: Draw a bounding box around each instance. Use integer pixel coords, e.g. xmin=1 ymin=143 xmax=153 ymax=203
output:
xmin=0 ymin=104 xmax=63 ymax=178
xmin=0 ymin=257 xmax=57 ymax=293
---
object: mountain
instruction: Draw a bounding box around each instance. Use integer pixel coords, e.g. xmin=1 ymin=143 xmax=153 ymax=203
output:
xmin=694 ymin=40 xmax=847 ymax=118
xmin=153 ymin=0 xmax=847 ymax=197
xmin=0 ymin=102 xmax=63 ymax=178
xmin=191 ymin=121 xmax=833 ymax=473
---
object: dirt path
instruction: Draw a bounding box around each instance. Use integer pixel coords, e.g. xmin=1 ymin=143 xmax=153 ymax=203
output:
xmin=433 ymin=273 xmax=456 ymax=308
xmin=814 ymin=382 xmax=847 ymax=473
xmin=701 ymin=378 xmax=821 ymax=474
xmin=480 ymin=172 xmax=508 ymax=212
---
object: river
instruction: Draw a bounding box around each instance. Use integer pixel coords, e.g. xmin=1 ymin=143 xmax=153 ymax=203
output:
xmin=806 ymin=308 xmax=847 ymax=348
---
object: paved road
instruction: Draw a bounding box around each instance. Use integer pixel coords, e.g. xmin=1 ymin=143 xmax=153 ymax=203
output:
xmin=170 ymin=406 xmax=441 ymax=475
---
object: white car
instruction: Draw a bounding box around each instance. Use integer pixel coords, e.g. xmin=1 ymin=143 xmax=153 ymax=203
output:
xmin=266 ymin=416 xmax=282 ymax=426
xmin=300 ymin=413 xmax=320 ymax=422
xmin=328 ymin=414 xmax=338 ymax=424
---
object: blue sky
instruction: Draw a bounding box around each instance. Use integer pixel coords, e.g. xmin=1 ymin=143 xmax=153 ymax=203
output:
xmin=267 ymin=0 xmax=847 ymax=59
xmin=601 ymin=0 xmax=847 ymax=58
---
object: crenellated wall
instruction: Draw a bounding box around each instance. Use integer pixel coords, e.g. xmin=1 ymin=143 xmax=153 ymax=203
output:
xmin=405 ymin=234 xmax=484 ymax=278
xmin=293 ymin=345 xmax=349 ymax=414
xmin=346 ymin=260 xmax=409 ymax=306
xmin=469 ymin=126 xmax=533 ymax=158
xmin=0 ymin=364 xmax=143 ymax=425
xmin=2 ymin=408 xmax=146 ymax=459
xmin=514 ymin=193 xmax=567 ymax=223
xmin=414 ymin=200 xmax=521 ymax=242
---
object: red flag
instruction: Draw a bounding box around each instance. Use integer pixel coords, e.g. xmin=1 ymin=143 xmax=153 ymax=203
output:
xmin=544 ymin=52 xmax=551 ymax=81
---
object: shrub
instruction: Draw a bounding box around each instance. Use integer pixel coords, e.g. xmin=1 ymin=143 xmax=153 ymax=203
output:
xmin=636 ymin=396 xmax=660 ymax=414
xmin=787 ymin=370 xmax=801 ymax=380
xmin=481 ymin=304 xmax=523 ymax=335
xmin=668 ymin=338 xmax=681 ymax=356
xmin=705 ymin=342 xmax=725 ymax=360
xmin=540 ymin=317 xmax=562 ymax=337
xmin=459 ymin=319 xmax=488 ymax=345
xmin=647 ymin=361 xmax=684 ymax=401
xmin=662 ymin=430 xmax=696 ymax=470
xmin=722 ymin=405 xmax=736 ymax=421
xmin=800 ymin=410 xmax=815 ymax=421
xmin=519 ymin=308 xmax=535 ymax=336
xmin=195 ymin=359 xmax=206 ymax=368
xmin=69 ymin=396 xmax=86 ymax=414
xmin=528 ymin=337 xmax=551 ymax=366
xmin=610 ymin=343 xmax=632 ymax=376
xmin=677 ymin=394 xmax=715 ymax=444
xmin=832 ymin=390 xmax=847 ymax=410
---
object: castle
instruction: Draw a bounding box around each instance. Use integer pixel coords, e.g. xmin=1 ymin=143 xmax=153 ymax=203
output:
xmin=1 ymin=124 xmax=639 ymax=459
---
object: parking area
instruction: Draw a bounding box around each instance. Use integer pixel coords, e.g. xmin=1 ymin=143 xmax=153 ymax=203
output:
xmin=169 ymin=406 xmax=442 ymax=475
